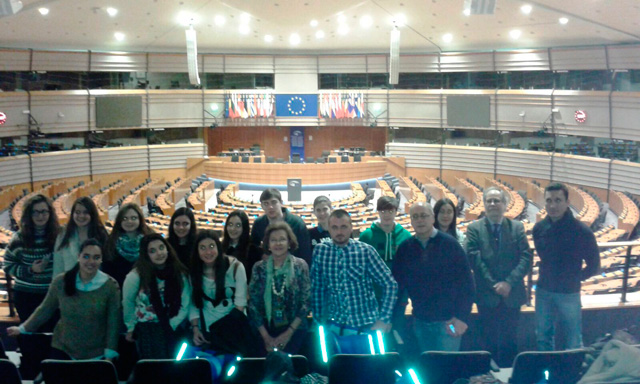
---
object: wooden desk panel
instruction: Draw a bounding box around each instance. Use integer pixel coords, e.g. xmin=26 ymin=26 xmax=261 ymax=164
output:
xmin=203 ymin=160 xmax=387 ymax=185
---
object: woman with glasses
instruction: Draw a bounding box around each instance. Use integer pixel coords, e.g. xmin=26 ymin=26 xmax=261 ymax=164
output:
xmin=222 ymin=210 xmax=263 ymax=281
xmin=53 ymin=197 xmax=109 ymax=277
xmin=3 ymin=194 xmax=60 ymax=328
xmin=433 ymin=198 xmax=466 ymax=245
xmin=248 ymin=222 xmax=310 ymax=355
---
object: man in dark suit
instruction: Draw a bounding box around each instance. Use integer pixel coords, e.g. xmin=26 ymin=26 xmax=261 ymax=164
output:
xmin=466 ymin=186 xmax=532 ymax=367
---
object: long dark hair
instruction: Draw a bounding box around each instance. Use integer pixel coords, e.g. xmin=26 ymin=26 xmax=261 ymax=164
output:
xmin=190 ymin=230 xmax=230 ymax=309
xmin=20 ymin=194 xmax=60 ymax=248
xmin=433 ymin=198 xmax=458 ymax=238
xmin=64 ymin=238 xmax=103 ymax=296
xmin=221 ymin=210 xmax=251 ymax=262
xmin=57 ymin=197 xmax=108 ymax=250
xmin=104 ymin=203 xmax=153 ymax=262
xmin=167 ymin=207 xmax=197 ymax=255
xmin=135 ymin=233 xmax=187 ymax=317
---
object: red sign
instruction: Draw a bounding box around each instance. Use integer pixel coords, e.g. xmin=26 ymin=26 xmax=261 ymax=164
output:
xmin=574 ymin=110 xmax=586 ymax=123
xmin=0 ymin=112 xmax=6 ymax=125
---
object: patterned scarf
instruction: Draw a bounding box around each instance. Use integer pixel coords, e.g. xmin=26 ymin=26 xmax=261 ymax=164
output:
xmin=264 ymin=253 xmax=294 ymax=324
xmin=116 ymin=233 xmax=143 ymax=263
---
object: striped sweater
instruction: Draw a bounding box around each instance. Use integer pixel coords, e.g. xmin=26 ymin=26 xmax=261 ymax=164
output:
xmin=3 ymin=231 xmax=54 ymax=293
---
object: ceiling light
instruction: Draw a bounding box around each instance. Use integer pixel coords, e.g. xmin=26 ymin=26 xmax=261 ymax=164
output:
xmin=559 ymin=17 xmax=569 ymax=25
xmin=337 ymin=13 xmax=347 ymax=23
xmin=315 ymin=30 xmax=325 ymax=39
xmin=310 ymin=19 xmax=318 ymax=27
xmin=106 ymin=7 xmax=118 ymax=17
xmin=442 ymin=33 xmax=453 ymax=43
xmin=463 ymin=8 xmax=471 ymax=16
xmin=509 ymin=29 xmax=522 ymax=39
xmin=360 ymin=15 xmax=373 ymax=28
xmin=239 ymin=24 xmax=250 ymax=34
xmin=214 ymin=15 xmax=225 ymax=26
xmin=38 ymin=7 xmax=49 ymax=15
xmin=264 ymin=34 xmax=273 ymax=43
xmin=114 ymin=32 xmax=125 ymax=41
xmin=520 ymin=5 xmax=532 ymax=15
xmin=289 ymin=33 xmax=301 ymax=45
xmin=239 ymin=12 xmax=251 ymax=24
xmin=337 ymin=24 xmax=350 ymax=35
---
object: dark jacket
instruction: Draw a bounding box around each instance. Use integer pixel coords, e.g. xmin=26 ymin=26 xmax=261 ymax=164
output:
xmin=533 ymin=209 xmax=600 ymax=293
xmin=466 ymin=217 xmax=532 ymax=308
xmin=250 ymin=208 xmax=312 ymax=266
xmin=392 ymin=231 xmax=475 ymax=323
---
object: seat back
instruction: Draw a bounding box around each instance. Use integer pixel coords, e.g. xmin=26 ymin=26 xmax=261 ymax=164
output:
xmin=509 ymin=349 xmax=586 ymax=384
xmin=17 ymin=333 xmax=52 ymax=380
xmin=41 ymin=359 xmax=118 ymax=384
xmin=130 ymin=359 xmax=213 ymax=384
xmin=418 ymin=351 xmax=492 ymax=384
xmin=0 ymin=359 xmax=22 ymax=384
xmin=341 ymin=155 xmax=349 ymax=162
xmin=292 ymin=154 xmax=301 ymax=163
xmin=328 ymin=353 xmax=401 ymax=384
xmin=227 ymin=355 xmax=309 ymax=384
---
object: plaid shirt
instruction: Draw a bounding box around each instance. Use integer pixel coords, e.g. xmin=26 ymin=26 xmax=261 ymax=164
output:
xmin=311 ymin=239 xmax=398 ymax=327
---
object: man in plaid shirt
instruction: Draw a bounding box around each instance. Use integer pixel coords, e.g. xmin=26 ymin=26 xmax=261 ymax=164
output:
xmin=311 ymin=209 xmax=398 ymax=347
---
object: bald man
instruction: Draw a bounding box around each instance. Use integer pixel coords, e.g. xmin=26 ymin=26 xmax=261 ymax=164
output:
xmin=392 ymin=203 xmax=475 ymax=354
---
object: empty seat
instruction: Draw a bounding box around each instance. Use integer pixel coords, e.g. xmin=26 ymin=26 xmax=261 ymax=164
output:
xmin=129 ymin=359 xmax=213 ymax=384
xmin=227 ymin=355 xmax=309 ymax=384
xmin=231 ymin=155 xmax=239 ymax=163
xmin=41 ymin=359 xmax=119 ymax=384
xmin=341 ymin=155 xmax=349 ymax=163
xmin=266 ymin=156 xmax=275 ymax=163
xmin=0 ymin=360 xmax=22 ymax=384
xmin=242 ymin=156 xmax=249 ymax=163
xmin=418 ymin=351 xmax=492 ymax=384
xmin=509 ymin=349 xmax=586 ymax=384
xmin=329 ymin=157 xmax=337 ymax=163
xmin=254 ymin=157 xmax=262 ymax=163
xmin=306 ymin=157 xmax=314 ymax=163
xmin=329 ymin=353 xmax=401 ymax=384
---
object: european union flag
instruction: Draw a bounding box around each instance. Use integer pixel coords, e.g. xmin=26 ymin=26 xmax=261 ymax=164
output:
xmin=275 ymin=94 xmax=318 ymax=117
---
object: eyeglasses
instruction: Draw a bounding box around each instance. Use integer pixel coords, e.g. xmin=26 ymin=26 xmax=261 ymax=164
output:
xmin=32 ymin=209 xmax=50 ymax=217
xmin=379 ymin=209 xmax=397 ymax=214
xmin=485 ymin=199 xmax=504 ymax=205
xmin=270 ymin=238 xmax=288 ymax=244
xmin=411 ymin=213 xmax=432 ymax=220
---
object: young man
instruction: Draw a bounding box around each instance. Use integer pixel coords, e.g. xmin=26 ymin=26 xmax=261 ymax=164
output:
xmin=359 ymin=196 xmax=412 ymax=268
xmin=309 ymin=195 xmax=332 ymax=251
xmin=533 ymin=182 xmax=600 ymax=351
xmin=250 ymin=188 xmax=312 ymax=265
xmin=393 ymin=202 xmax=474 ymax=354
xmin=311 ymin=209 xmax=398 ymax=354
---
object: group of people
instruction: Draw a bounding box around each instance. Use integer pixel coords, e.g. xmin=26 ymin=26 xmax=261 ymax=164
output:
xmin=2 ymin=182 xmax=600 ymax=369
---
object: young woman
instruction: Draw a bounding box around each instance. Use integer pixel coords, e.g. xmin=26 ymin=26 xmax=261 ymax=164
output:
xmin=434 ymin=198 xmax=466 ymax=245
xmin=167 ymin=207 xmax=197 ymax=267
xmin=3 ymin=194 xmax=60 ymax=328
xmin=53 ymin=196 xmax=109 ymax=277
xmin=7 ymin=238 xmax=120 ymax=360
xmin=221 ymin=210 xmax=263 ymax=281
xmin=122 ymin=233 xmax=191 ymax=359
xmin=308 ymin=195 xmax=332 ymax=251
xmin=189 ymin=230 xmax=256 ymax=356
xmin=248 ymin=222 xmax=310 ymax=355
xmin=102 ymin=203 xmax=154 ymax=287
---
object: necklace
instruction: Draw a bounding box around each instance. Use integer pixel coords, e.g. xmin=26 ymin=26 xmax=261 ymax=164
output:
xmin=271 ymin=275 xmax=286 ymax=296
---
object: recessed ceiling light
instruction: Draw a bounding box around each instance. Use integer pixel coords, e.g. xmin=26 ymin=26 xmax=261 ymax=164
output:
xmin=38 ymin=7 xmax=49 ymax=15
xmin=264 ymin=34 xmax=273 ymax=43
xmin=239 ymin=12 xmax=251 ymax=24
xmin=509 ymin=29 xmax=522 ymax=39
xmin=337 ymin=13 xmax=347 ymax=24
xmin=214 ymin=15 xmax=226 ymax=27
xmin=360 ymin=15 xmax=373 ymax=28
xmin=289 ymin=33 xmax=301 ymax=45
xmin=106 ymin=7 xmax=118 ymax=17
xmin=315 ymin=30 xmax=325 ymax=39
xmin=520 ymin=5 xmax=532 ymax=15
xmin=310 ymin=19 xmax=318 ymax=27
xmin=442 ymin=33 xmax=453 ymax=43
xmin=337 ymin=24 xmax=350 ymax=35
xmin=114 ymin=32 xmax=125 ymax=41
xmin=559 ymin=17 xmax=569 ymax=25
xmin=463 ymin=8 xmax=471 ymax=16
xmin=239 ymin=24 xmax=250 ymax=34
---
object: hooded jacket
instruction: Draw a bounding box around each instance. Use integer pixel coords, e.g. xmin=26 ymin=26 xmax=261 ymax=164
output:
xmin=358 ymin=222 xmax=412 ymax=267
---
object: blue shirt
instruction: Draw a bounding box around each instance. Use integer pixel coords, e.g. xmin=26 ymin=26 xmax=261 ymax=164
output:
xmin=311 ymin=239 xmax=398 ymax=327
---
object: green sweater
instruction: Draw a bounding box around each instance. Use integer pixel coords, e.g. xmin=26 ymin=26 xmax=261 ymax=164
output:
xmin=24 ymin=274 xmax=121 ymax=359
xmin=359 ymin=222 xmax=412 ymax=268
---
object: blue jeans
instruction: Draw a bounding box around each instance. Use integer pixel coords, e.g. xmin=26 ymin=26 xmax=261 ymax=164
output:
xmin=326 ymin=323 xmax=377 ymax=356
xmin=535 ymin=288 xmax=583 ymax=351
xmin=413 ymin=319 xmax=461 ymax=352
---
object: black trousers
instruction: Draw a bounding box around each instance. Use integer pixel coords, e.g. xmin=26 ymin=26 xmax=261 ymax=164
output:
xmin=477 ymin=300 xmax=521 ymax=368
xmin=208 ymin=309 xmax=259 ymax=357
xmin=14 ymin=290 xmax=58 ymax=332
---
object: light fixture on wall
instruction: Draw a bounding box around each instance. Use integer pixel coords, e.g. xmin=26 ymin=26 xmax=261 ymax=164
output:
xmin=185 ymin=24 xmax=200 ymax=86
xmin=389 ymin=25 xmax=400 ymax=85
